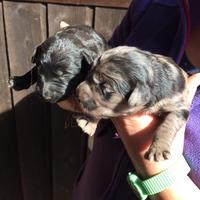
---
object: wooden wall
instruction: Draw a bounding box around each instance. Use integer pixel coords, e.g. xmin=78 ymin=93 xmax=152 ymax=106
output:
xmin=0 ymin=0 xmax=129 ymax=199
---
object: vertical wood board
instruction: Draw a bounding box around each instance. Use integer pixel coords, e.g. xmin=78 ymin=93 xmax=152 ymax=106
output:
xmin=4 ymin=1 xmax=47 ymax=104
xmin=95 ymin=7 xmax=126 ymax=41
xmin=0 ymin=3 xmax=11 ymax=112
xmin=48 ymin=4 xmax=93 ymax=200
xmin=48 ymin=4 xmax=93 ymax=35
xmin=4 ymin=2 xmax=52 ymax=200
xmin=0 ymin=2 xmax=22 ymax=200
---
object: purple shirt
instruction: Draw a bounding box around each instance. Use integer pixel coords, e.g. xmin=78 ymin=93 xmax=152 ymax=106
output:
xmin=72 ymin=1 xmax=200 ymax=199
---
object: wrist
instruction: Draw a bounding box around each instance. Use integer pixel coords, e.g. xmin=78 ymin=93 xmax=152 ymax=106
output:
xmin=127 ymin=156 xmax=191 ymax=200
xmin=132 ymin=152 xmax=181 ymax=179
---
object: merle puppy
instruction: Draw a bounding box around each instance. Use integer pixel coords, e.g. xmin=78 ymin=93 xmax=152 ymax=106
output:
xmin=9 ymin=25 xmax=109 ymax=106
xmin=76 ymin=46 xmax=189 ymax=162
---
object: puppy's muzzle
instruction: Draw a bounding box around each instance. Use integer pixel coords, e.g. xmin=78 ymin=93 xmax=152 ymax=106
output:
xmin=36 ymin=86 xmax=53 ymax=102
xmin=36 ymin=84 xmax=63 ymax=103
xmin=76 ymin=82 xmax=97 ymax=111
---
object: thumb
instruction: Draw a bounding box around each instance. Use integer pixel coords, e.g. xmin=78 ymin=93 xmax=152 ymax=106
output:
xmin=187 ymin=73 xmax=200 ymax=103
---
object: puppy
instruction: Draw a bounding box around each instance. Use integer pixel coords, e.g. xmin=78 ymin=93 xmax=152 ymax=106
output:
xmin=9 ymin=24 xmax=109 ymax=106
xmin=76 ymin=46 xmax=189 ymax=162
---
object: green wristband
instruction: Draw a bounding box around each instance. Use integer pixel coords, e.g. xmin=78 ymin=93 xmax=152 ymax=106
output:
xmin=127 ymin=156 xmax=191 ymax=200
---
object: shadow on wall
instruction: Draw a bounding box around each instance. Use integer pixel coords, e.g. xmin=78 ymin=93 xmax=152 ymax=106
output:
xmin=0 ymin=92 xmax=86 ymax=200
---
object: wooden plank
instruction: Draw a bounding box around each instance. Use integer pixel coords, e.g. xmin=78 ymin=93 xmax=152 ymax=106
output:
xmin=0 ymin=2 xmax=22 ymax=200
xmin=12 ymin=0 xmax=132 ymax=8
xmin=95 ymin=7 xmax=127 ymax=41
xmin=48 ymin=4 xmax=93 ymax=200
xmin=0 ymin=4 xmax=12 ymax=113
xmin=3 ymin=2 xmax=52 ymax=200
xmin=48 ymin=4 xmax=93 ymax=35
xmin=4 ymin=1 xmax=47 ymax=103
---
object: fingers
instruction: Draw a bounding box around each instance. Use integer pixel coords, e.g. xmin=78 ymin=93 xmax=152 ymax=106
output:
xmin=187 ymin=73 xmax=200 ymax=102
xmin=188 ymin=73 xmax=200 ymax=86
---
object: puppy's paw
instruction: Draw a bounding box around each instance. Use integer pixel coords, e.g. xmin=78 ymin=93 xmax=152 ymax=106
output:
xmin=145 ymin=143 xmax=171 ymax=162
xmin=8 ymin=76 xmax=27 ymax=91
xmin=76 ymin=117 xmax=97 ymax=136
xmin=8 ymin=77 xmax=15 ymax=88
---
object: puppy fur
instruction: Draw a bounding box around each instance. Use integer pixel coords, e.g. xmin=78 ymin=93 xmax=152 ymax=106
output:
xmin=76 ymin=46 xmax=189 ymax=162
xmin=9 ymin=25 xmax=109 ymax=105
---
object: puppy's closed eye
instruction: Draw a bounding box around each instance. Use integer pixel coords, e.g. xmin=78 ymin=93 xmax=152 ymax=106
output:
xmin=92 ymin=72 xmax=104 ymax=83
xmin=98 ymin=83 xmax=114 ymax=99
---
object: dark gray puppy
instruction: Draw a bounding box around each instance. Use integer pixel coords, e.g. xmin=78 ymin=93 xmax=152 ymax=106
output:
xmin=9 ymin=25 xmax=109 ymax=104
xmin=76 ymin=46 xmax=189 ymax=162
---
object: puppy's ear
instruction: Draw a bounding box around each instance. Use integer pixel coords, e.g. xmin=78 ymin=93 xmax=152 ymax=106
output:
xmin=128 ymin=85 xmax=151 ymax=107
xmin=81 ymin=49 xmax=94 ymax=65
xmin=128 ymin=87 xmax=142 ymax=106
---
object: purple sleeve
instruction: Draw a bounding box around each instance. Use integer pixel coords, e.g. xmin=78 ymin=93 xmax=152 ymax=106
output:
xmin=108 ymin=0 xmax=146 ymax=47
xmin=109 ymin=0 xmax=180 ymax=59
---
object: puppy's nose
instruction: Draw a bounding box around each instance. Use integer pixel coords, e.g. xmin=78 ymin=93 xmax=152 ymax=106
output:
xmin=76 ymin=90 xmax=97 ymax=110
xmin=76 ymin=89 xmax=90 ymax=102
xmin=83 ymin=99 xmax=97 ymax=111
xmin=42 ymin=91 xmax=52 ymax=101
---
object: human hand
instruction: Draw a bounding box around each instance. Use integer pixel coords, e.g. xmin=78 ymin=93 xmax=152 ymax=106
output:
xmin=112 ymin=73 xmax=200 ymax=178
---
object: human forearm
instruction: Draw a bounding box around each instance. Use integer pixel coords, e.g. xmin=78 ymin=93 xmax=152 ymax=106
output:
xmin=112 ymin=115 xmax=200 ymax=200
